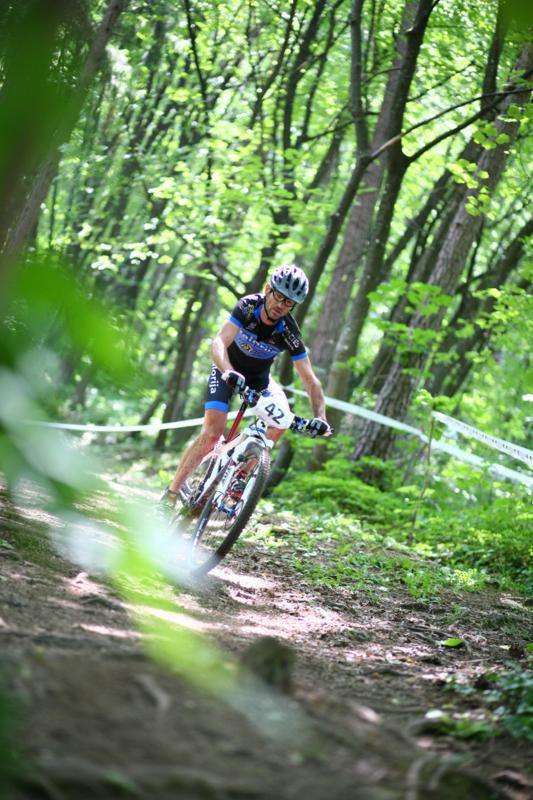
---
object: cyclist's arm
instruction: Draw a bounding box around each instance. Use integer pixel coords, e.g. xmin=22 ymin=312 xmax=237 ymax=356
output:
xmin=294 ymin=356 xmax=327 ymax=420
xmin=211 ymin=320 xmax=239 ymax=374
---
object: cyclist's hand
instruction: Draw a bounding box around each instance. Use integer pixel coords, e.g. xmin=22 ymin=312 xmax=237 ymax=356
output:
xmin=307 ymin=417 xmax=332 ymax=438
xmin=221 ymin=369 xmax=246 ymax=392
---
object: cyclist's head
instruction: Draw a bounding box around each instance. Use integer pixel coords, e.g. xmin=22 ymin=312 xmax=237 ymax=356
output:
xmin=270 ymin=265 xmax=309 ymax=304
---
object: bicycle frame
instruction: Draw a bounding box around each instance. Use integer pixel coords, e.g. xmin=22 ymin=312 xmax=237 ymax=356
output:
xmin=178 ymin=385 xmax=332 ymax=575
xmin=189 ymin=396 xmax=273 ymax=511
xmin=185 ymin=385 xmax=316 ymax=515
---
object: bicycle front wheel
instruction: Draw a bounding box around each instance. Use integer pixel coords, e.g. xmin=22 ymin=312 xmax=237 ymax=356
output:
xmin=187 ymin=441 xmax=271 ymax=576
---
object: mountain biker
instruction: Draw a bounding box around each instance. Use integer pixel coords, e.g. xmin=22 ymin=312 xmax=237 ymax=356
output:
xmin=161 ymin=265 xmax=331 ymax=508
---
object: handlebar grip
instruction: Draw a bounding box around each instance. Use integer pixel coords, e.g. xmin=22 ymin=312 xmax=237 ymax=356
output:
xmin=289 ymin=415 xmax=308 ymax=432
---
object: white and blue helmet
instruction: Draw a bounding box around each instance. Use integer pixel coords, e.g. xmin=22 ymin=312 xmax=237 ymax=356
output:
xmin=270 ymin=265 xmax=309 ymax=303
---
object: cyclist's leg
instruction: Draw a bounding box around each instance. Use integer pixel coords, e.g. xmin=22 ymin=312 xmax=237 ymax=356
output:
xmin=169 ymin=367 xmax=230 ymax=493
xmin=263 ymin=377 xmax=291 ymax=445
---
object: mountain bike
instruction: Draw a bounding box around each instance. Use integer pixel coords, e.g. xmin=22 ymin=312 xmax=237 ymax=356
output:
xmin=173 ymin=385 xmax=331 ymax=577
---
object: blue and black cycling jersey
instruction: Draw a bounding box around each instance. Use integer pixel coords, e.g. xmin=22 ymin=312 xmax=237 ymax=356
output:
xmin=227 ymin=292 xmax=307 ymax=376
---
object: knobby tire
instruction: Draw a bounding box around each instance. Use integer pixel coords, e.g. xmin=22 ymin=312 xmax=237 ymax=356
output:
xmin=188 ymin=442 xmax=271 ymax=576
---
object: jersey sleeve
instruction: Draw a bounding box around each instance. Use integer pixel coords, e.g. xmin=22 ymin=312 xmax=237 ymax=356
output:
xmin=228 ymin=298 xmax=247 ymax=329
xmin=290 ymin=341 xmax=307 ymax=361
xmin=284 ymin=318 xmax=307 ymax=361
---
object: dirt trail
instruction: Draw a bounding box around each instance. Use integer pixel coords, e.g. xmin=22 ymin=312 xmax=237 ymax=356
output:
xmin=1 ymin=482 xmax=532 ymax=800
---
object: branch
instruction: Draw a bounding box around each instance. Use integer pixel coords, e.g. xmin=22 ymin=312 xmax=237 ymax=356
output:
xmin=299 ymin=113 xmax=354 ymax=144
xmin=183 ymin=0 xmax=210 ymax=124
xmin=482 ymin=0 xmax=506 ymax=103
xmin=304 ymin=113 xmax=349 ymax=201
xmin=369 ymin=84 xmax=532 ymax=165
xmin=296 ymin=4 xmax=342 ymax=147
xmin=249 ymin=0 xmax=298 ymax=126
xmin=208 ymin=260 xmax=246 ymax=298
xmin=407 ymin=60 xmax=476 ymax=104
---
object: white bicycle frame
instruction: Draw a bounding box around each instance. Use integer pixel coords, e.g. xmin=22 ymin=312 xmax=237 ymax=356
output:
xmin=191 ymin=393 xmax=295 ymax=511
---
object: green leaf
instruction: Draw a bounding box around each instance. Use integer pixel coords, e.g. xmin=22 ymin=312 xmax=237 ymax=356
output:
xmin=105 ymin=770 xmax=140 ymax=795
xmin=440 ymin=638 xmax=465 ymax=648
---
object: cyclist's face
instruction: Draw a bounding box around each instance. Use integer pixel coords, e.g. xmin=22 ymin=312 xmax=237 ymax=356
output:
xmin=265 ymin=285 xmax=296 ymax=317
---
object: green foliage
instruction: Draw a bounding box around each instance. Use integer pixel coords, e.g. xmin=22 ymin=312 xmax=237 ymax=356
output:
xmin=414 ymin=499 xmax=532 ymax=594
xmin=486 ymin=667 xmax=533 ymax=740
xmin=421 ymin=709 xmax=494 ymax=740
xmin=3 ymin=256 xmax=139 ymax=382
xmin=271 ymin=455 xmax=532 ymax=597
xmin=445 ymin=665 xmax=533 ymax=741
xmin=273 ymin=456 xmax=408 ymax=523
xmin=0 ymin=255 xmax=145 ymax=502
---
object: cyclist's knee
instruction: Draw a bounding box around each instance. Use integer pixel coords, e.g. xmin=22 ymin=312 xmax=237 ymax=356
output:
xmin=267 ymin=427 xmax=284 ymax=444
xmin=200 ymin=416 xmax=226 ymax=450
xmin=197 ymin=428 xmax=220 ymax=450
xmin=200 ymin=410 xmax=226 ymax=447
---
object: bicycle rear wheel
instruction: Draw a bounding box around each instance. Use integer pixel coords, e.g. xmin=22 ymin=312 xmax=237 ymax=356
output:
xmin=187 ymin=441 xmax=270 ymax=576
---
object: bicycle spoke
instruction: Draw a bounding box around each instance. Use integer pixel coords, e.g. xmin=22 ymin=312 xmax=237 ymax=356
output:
xmin=185 ymin=442 xmax=270 ymax=575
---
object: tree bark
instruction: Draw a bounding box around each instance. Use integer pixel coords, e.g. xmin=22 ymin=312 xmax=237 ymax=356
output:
xmin=0 ymin=0 xmax=128 ymax=275
xmin=353 ymin=43 xmax=532 ymax=467
xmin=428 ymin=217 xmax=533 ymax=395
xmin=310 ymin=0 xmax=435 ymax=374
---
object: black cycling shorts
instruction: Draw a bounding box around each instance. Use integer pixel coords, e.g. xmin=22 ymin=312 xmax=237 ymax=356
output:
xmin=204 ymin=366 xmax=269 ymax=412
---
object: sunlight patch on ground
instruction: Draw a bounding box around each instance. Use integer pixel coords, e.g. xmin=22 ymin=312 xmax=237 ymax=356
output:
xmin=214 ymin=564 xmax=277 ymax=591
xmin=8 ymin=505 xmax=58 ymax=527
xmin=134 ymin=604 xmax=212 ymax=633
xmin=78 ymin=623 xmax=141 ymax=639
xmin=238 ymin=621 xmax=296 ymax=639
xmin=63 ymin=570 xmax=107 ymax=597
xmin=102 ymin=475 xmax=157 ymax=502
xmin=233 ymin=597 xmax=349 ymax=641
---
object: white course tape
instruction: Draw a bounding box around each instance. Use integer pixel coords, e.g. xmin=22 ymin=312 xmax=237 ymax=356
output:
xmin=15 ymin=385 xmax=532 ymax=488
xmin=287 ymin=386 xmax=532 ymax=489
xmin=433 ymin=412 xmax=533 ymax=469
xmin=20 ymin=409 xmax=250 ymax=434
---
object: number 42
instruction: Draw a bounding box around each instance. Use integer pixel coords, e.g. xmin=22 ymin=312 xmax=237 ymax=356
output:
xmin=264 ymin=402 xmax=285 ymax=423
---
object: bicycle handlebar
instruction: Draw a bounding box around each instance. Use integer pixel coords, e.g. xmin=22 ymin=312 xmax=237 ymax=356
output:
xmin=237 ymin=386 xmax=334 ymax=437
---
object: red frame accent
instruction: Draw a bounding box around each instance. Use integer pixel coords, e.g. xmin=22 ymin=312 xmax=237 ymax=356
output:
xmin=224 ymin=401 xmax=247 ymax=443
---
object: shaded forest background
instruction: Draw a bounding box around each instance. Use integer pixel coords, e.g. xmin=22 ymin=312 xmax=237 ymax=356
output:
xmin=0 ymin=0 xmax=531 ymax=506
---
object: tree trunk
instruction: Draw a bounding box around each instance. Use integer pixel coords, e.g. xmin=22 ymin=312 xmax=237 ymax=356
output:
xmin=0 ymin=0 xmax=128 ymax=273
xmin=428 ymin=218 xmax=533 ymax=395
xmin=354 ymin=43 xmax=532 ymax=467
xmin=309 ymin=0 xmax=435 ymax=373
xmin=155 ymin=278 xmax=218 ymax=450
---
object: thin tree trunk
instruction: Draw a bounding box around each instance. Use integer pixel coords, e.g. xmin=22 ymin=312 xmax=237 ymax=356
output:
xmin=310 ymin=0 xmax=435 ymax=373
xmin=428 ymin=219 xmax=533 ymax=395
xmin=0 ymin=0 xmax=128 ymax=272
xmin=354 ymin=44 xmax=532 ymax=468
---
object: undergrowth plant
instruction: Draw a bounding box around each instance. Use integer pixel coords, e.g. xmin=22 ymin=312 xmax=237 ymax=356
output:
xmin=270 ymin=455 xmax=532 ymax=597
xmin=443 ymin=663 xmax=533 ymax=741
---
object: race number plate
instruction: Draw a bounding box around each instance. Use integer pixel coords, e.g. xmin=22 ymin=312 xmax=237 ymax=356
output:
xmin=254 ymin=394 xmax=294 ymax=429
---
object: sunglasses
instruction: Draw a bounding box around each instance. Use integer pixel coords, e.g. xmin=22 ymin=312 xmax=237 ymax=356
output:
xmin=269 ymin=289 xmax=296 ymax=309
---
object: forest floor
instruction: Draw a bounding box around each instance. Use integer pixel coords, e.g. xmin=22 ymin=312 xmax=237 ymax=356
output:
xmin=0 ymin=474 xmax=532 ymax=800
